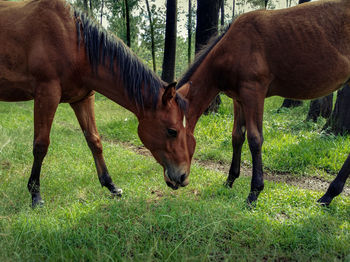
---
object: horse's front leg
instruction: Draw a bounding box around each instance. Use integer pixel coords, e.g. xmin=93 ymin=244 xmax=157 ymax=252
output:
xmin=28 ymin=80 xmax=61 ymax=208
xmin=318 ymin=153 xmax=350 ymax=205
xmin=225 ymin=100 xmax=246 ymax=187
xmin=70 ymin=94 xmax=122 ymax=198
xmin=241 ymin=88 xmax=265 ymax=206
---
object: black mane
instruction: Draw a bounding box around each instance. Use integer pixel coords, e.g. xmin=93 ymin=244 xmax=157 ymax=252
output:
xmin=176 ymin=25 xmax=231 ymax=89
xmin=73 ymin=10 xmax=162 ymax=109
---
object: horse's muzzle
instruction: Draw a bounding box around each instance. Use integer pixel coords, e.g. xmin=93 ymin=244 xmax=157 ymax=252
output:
xmin=164 ymin=169 xmax=189 ymax=190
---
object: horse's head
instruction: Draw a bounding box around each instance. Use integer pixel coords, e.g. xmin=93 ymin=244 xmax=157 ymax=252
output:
xmin=137 ymin=82 xmax=196 ymax=190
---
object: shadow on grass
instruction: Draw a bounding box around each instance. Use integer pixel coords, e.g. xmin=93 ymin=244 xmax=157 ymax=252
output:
xmin=1 ymin=180 xmax=349 ymax=262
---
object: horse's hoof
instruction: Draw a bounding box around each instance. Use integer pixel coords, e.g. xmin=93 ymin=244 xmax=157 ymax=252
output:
xmin=31 ymin=198 xmax=44 ymax=209
xmin=317 ymin=195 xmax=331 ymax=207
xmin=245 ymin=193 xmax=258 ymax=208
xmin=112 ymin=188 xmax=123 ymax=198
xmin=223 ymin=180 xmax=234 ymax=188
xmin=245 ymin=198 xmax=257 ymax=209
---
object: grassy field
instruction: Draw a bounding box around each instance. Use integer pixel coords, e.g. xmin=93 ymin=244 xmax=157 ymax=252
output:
xmin=0 ymin=96 xmax=349 ymax=261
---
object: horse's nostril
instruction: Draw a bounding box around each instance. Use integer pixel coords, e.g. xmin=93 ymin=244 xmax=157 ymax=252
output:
xmin=166 ymin=181 xmax=179 ymax=190
xmin=180 ymin=174 xmax=186 ymax=183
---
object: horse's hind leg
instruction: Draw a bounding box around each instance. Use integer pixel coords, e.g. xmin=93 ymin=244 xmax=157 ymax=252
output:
xmin=225 ymin=100 xmax=246 ymax=187
xmin=318 ymin=154 xmax=350 ymax=205
xmin=70 ymin=94 xmax=122 ymax=197
xmin=28 ymin=81 xmax=61 ymax=208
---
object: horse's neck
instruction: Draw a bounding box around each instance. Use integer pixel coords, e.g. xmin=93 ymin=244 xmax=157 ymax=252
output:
xmin=185 ymin=66 xmax=221 ymax=132
xmin=82 ymin=67 xmax=140 ymax=115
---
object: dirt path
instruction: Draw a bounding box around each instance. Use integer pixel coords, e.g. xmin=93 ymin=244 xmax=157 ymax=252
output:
xmin=116 ymin=140 xmax=350 ymax=197
xmin=55 ymin=120 xmax=349 ymax=196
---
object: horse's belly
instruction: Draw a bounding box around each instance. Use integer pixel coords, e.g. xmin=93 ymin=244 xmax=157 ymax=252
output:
xmin=267 ymin=80 xmax=345 ymax=100
xmin=0 ymin=78 xmax=34 ymax=102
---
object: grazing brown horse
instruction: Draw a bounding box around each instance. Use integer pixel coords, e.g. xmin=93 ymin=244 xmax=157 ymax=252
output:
xmin=0 ymin=0 xmax=192 ymax=207
xmin=176 ymin=0 xmax=350 ymax=206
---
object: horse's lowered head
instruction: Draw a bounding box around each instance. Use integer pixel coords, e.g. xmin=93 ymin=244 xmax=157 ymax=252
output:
xmin=137 ymin=82 xmax=196 ymax=190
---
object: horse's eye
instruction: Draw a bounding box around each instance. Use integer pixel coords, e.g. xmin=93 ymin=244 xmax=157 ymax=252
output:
xmin=167 ymin=128 xmax=178 ymax=138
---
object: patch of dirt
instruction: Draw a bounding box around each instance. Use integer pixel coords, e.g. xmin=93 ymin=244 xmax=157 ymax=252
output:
xmin=0 ymin=160 xmax=11 ymax=170
xmin=195 ymin=159 xmax=350 ymax=196
xmin=150 ymin=189 xmax=164 ymax=198
xmin=54 ymin=120 xmax=349 ymax=197
xmin=118 ymin=141 xmax=350 ymax=196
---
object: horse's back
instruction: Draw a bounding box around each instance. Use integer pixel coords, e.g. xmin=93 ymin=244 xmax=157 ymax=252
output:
xmin=0 ymin=0 xmax=36 ymax=101
xmin=0 ymin=0 xmax=79 ymax=102
xmin=225 ymin=0 xmax=350 ymax=100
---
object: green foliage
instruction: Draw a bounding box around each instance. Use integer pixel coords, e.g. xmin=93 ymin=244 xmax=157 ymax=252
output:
xmin=139 ymin=1 xmax=166 ymax=75
xmin=73 ymin=0 xmax=104 ymax=17
xmin=106 ymin=0 xmax=140 ymax=48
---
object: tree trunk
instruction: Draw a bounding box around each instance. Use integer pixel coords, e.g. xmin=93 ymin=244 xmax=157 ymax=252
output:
xmin=89 ymin=0 xmax=92 ymax=13
xmin=325 ymin=84 xmax=350 ymax=135
xmin=264 ymin=0 xmax=268 ymax=9
xmin=145 ymin=0 xmax=156 ymax=72
xmin=306 ymin=94 xmax=333 ymax=122
xmin=195 ymin=0 xmax=222 ymax=53
xmin=124 ymin=0 xmax=131 ymax=47
xmin=162 ymin=0 xmax=177 ymax=83
xmin=280 ymin=99 xmax=303 ymax=109
xmin=232 ymin=0 xmax=235 ymax=19
xmin=188 ymin=0 xmax=192 ymax=65
xmin=100 ymin=0 xmax=104 ymax=25
xmin=221 ymin=0 xmax=225 ymax=28
xmin=83 ymin=0 xmax=88 ymax=12
xmin=196 ymin=0 xmax=223 ymax=114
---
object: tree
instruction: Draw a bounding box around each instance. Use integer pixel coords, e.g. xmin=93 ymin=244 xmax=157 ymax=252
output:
xmin=83 ymin=0 xmax=88 ymax=11
xmin=187 ymin=0 xmax=196 ymax=65
xmin=221 ymin=0 xmax=225 ymax=28
xmin=306 ymin=94 xmax=333 ymax=122
xmin=139 ymin=3 xmax=166 ymax=75
xmin=107 ymin=0 xmax=139 ymax=48
xmin=100 ymin=0 xmax=104 ymax=24
xmin=232 ymin=0 xmax=235 ymax=19
xmin=145 ymin=0 xmax=157 ymax=72
xmin=188 ymin=0 xmax=192 ymax=65
xmin=325 ymin=84 xmax=350 ymax=135
xmin=124 ymin=0 xmax=131 ymax=47
xmin=280 ymin=99 xmax=303 ymax=109
xmin=195 ymin=0 xmax=222 ymax=53
xmin=162 ymin=0 xmax=177 ymax=83
xmin=196 ymin=0 xmax=223 ymax=114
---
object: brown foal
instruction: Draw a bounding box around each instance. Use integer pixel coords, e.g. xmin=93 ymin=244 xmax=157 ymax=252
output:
xmin=176 ymin=0 xmax=350 ymax=205
xmin=0 ymin=0 xmax=192 ymax=207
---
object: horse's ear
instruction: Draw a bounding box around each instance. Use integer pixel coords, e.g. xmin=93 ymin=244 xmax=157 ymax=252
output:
xmin=177 ymin=81 xmax=191 ymax=98
xmin=162 ymin=82 xmax=177 ymax=105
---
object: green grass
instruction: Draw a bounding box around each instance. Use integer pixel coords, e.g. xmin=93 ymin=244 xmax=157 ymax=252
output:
xmin=0 ymin=99 xmax=349 ymax=261
xmin=194 ymin=96 xmax=350 ymax=178
xmin=87 ymin=94 xmax=350 ymax=179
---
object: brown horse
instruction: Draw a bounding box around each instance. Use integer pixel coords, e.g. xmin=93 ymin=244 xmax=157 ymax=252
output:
xmin=0 ymin=0 xmax=193 ymax=207
xmin=176 ymin=0 xmax=350 ymax=206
